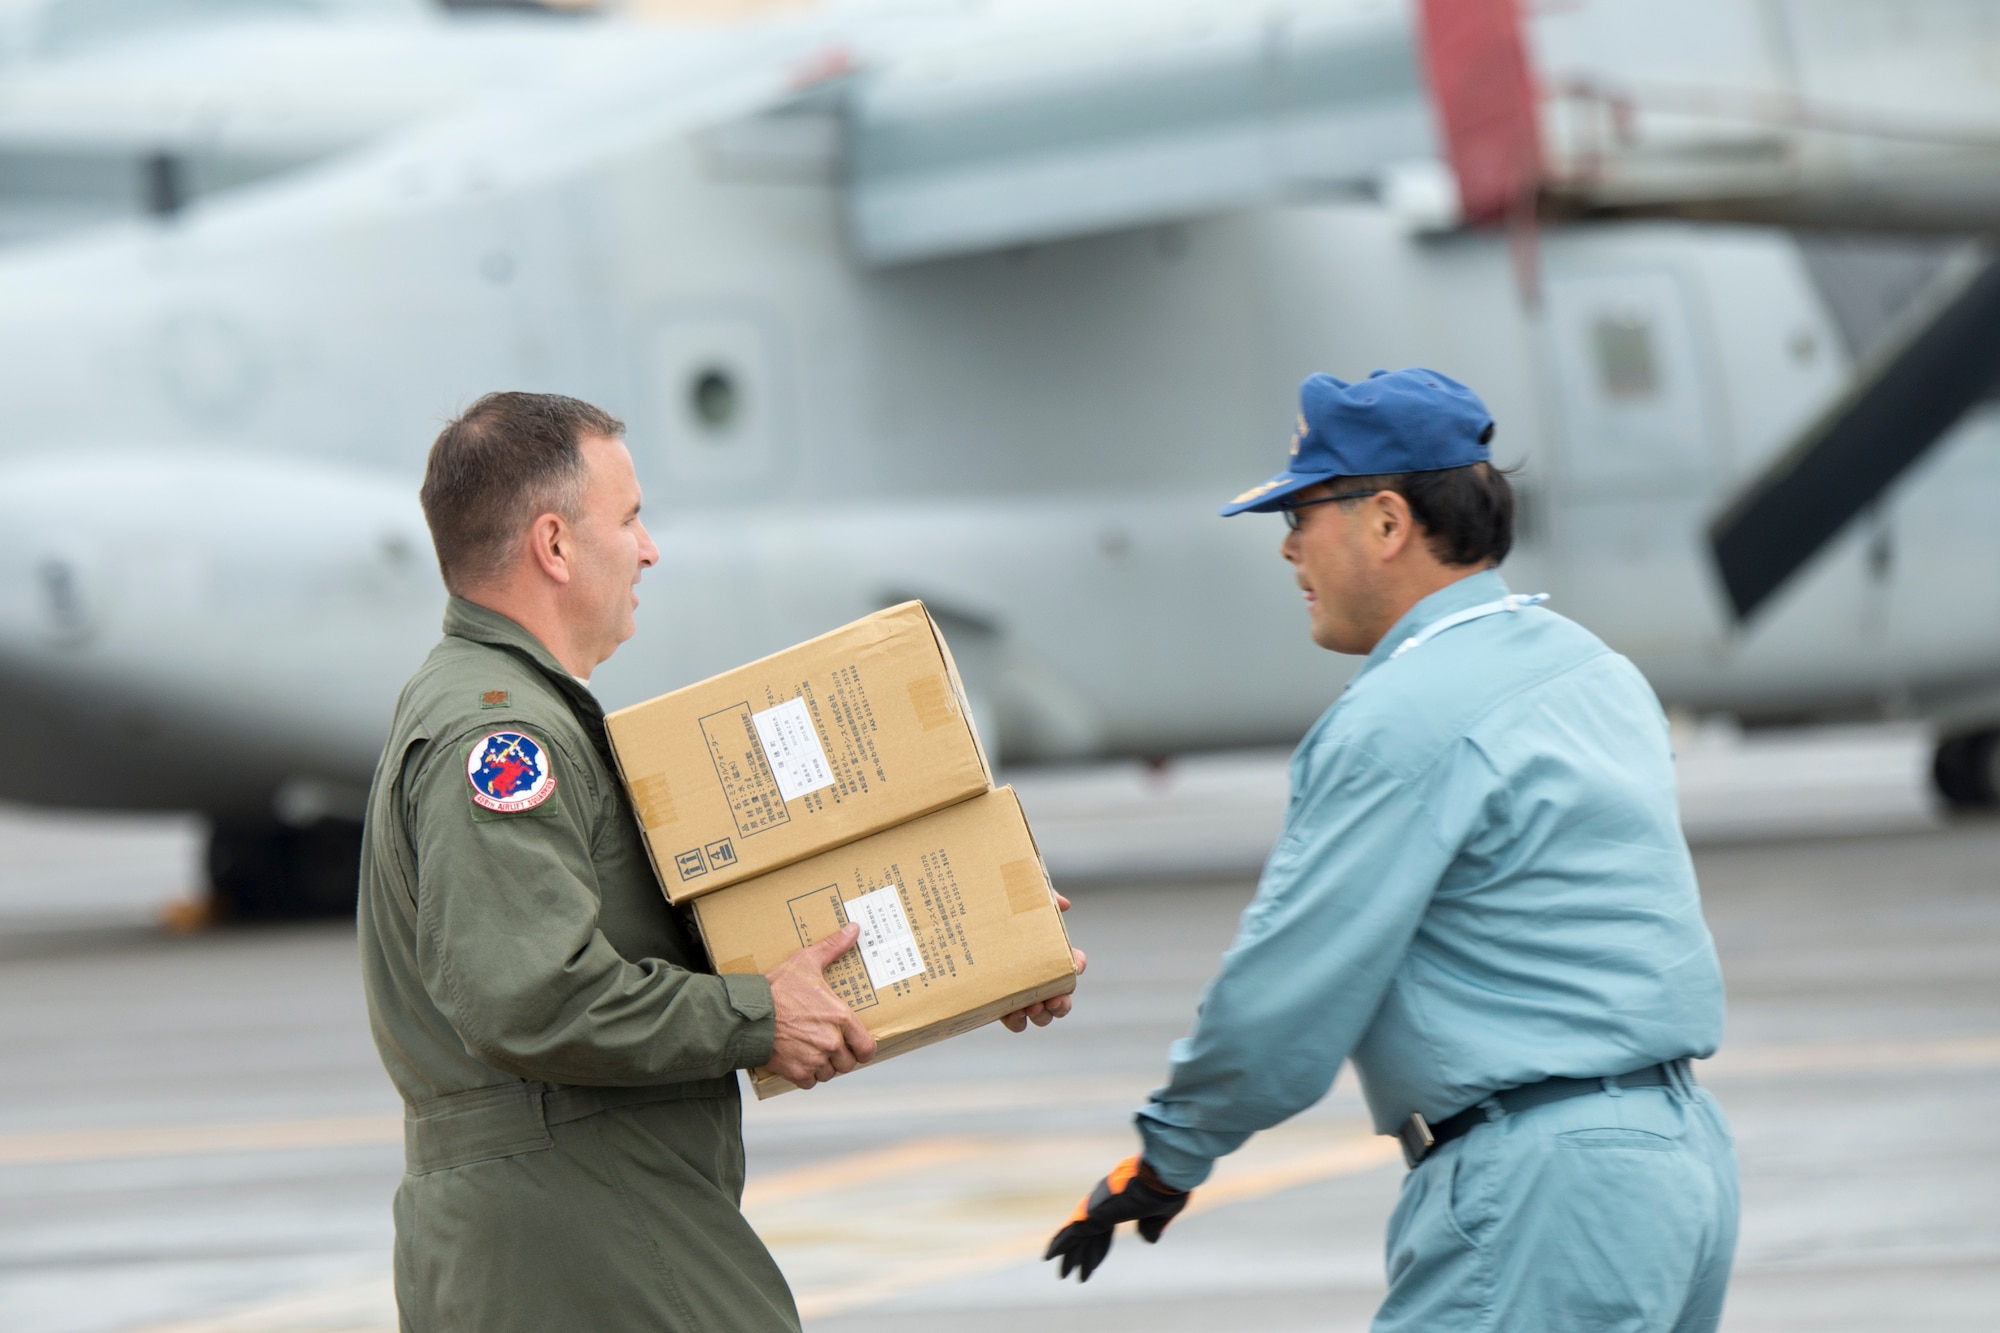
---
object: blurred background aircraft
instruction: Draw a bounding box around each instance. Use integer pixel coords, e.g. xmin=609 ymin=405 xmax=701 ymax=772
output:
xmin=1 ymin=0 xmax=1997 ymax=916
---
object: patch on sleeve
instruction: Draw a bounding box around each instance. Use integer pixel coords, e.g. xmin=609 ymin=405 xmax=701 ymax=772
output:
xmin=479 ymin=689 xmax=510 ymax=709
xmin=466 ymin=730 xmax=558 ymax=814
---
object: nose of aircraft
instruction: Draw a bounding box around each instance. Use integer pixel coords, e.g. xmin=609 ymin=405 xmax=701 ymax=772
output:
xmin=0 ymin=451 xmax=444 ymax=815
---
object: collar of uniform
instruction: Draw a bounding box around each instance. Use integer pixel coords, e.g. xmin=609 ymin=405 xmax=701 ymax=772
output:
xmin=1356 ymin=567 xmax=1511 ymax=680
xmin=442 ymin=597 xmax=606 ymax=727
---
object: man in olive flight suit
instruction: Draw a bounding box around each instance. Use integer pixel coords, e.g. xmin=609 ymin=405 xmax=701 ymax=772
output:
xmin=359 ymin=393 xmax=1080 ymax=1330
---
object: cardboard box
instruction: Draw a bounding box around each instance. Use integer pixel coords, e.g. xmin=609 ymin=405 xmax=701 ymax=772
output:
xmin=691 ymin=787 xmax=1076 ymax=1098
xmin=605 ymin=602 xmax=992 ymax=902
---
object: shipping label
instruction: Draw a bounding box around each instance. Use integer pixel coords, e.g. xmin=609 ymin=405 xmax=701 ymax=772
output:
xmin=844 ymin=884 xmax=928 ymax=989
xmin=750 ymin=696 xmax=838 ymax=803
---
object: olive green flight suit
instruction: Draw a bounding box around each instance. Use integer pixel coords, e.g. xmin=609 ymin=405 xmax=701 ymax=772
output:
xmin=358 ymin=597 xmax=794 ymax=1333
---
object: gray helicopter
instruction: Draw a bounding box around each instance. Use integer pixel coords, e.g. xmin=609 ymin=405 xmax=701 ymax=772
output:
xmin=1 ymin=0 xmax=1996 ymax=915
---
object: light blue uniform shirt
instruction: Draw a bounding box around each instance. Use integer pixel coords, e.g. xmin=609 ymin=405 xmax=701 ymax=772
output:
xmin=1137 ymin=569 xmax=1726 ymax=1189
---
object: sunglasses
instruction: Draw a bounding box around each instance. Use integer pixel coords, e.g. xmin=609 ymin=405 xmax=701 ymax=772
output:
xmin=1279 ymin=489 xmax=1382 ymax=531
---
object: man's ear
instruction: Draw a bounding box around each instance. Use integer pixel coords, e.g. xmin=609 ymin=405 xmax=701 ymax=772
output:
xmin=1371 ymin=490 xmax=1416 ymax=560
xmin=526 ymin=512 xmax=573 ymax=585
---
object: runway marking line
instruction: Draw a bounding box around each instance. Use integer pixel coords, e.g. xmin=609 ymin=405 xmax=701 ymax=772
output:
xmin=788 ymin=1133 xmax=1403 ymax=1320
xmin=743 ymin=1135 xmax=990 ymax=1207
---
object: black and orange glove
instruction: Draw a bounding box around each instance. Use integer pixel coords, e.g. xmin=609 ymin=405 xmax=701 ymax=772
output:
xmin=1044 ymin=1154 xmax=1190 ymax=1282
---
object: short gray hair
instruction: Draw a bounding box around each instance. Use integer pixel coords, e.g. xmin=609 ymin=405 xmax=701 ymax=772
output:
xmin=419 ymin=392 xmax=623 ymax=594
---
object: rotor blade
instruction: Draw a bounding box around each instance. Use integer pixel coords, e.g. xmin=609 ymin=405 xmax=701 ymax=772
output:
xmin=1709 ymin=253 xmax=2000 ymax=622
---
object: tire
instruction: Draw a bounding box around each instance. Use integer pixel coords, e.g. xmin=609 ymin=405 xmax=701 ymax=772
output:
xmin=207 ymin=819 xmax=363 ymax=920
xmin=1931 ymin=730 xmax=2000 ymax=811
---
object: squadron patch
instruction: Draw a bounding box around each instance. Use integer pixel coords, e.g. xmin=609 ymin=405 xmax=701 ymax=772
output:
xmin=467 ymin=730 xmax=557 ymax=814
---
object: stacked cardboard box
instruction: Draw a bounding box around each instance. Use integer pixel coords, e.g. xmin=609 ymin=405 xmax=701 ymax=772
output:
xmin=605 ymin=602 xmax=1077 ymax=1097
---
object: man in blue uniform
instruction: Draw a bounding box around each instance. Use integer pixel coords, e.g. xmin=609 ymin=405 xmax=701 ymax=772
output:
xmin=1046 ymin=370 xmax=1739 ymax=1331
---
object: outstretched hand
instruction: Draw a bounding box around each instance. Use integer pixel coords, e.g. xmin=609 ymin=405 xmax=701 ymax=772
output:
xmin=764 ymin=923 xmax=878 ymax=1090
xmin=1002 ymin=892 xmax=1086 ymax=1032
xmin=1045 ymin=1155 xmax=1190 ymax=1282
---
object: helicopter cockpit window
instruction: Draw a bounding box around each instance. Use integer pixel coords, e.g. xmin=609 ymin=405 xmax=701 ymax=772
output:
xmin=1592 ymin=310 xmax=1659 ymax=400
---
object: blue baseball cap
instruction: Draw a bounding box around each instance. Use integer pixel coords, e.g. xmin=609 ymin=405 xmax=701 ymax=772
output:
xmin=1219 ymin=368 xmax=1494 ymax=516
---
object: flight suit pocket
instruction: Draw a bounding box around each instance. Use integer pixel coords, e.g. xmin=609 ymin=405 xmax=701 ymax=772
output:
xmin=404 ymin=1083 xmax=554 ymax=1174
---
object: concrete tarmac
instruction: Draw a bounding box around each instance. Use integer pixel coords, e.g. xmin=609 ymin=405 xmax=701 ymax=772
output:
xmin=0 ymin=738 xmax=1995 ymax=1332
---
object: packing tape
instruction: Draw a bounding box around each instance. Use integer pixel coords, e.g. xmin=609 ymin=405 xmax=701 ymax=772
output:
xmin=716 ymin=954 xmax=759 ymax=976
xmin=906 ymin=675 xmax=959 ymax=732
xmin=999 ymin=858 xmax=1050 ymax=916
xmin=628 ymin=773 xmax=677 ymax=830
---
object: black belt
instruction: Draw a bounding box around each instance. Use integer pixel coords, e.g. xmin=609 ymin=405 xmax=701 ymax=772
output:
xmin=1398 ymin=1061 xmax=1688 ymax=1169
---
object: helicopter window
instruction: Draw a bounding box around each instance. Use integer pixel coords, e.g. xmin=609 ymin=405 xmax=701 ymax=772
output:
xmin=646 ymin=313 xmax=779 ymax=482
xmin=689 ymin=367 xmax=739 ymax=434
xmin=1592 ymin=311 xmax=1659 ymax=400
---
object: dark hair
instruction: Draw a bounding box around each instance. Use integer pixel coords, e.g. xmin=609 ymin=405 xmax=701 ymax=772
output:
xmin=1337 ymin=461 xmax=1516 ymax=566
xmin=420 ymin=391 xmax=624 ymax=594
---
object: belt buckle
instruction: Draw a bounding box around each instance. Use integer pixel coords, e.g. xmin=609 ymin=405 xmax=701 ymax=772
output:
xmin=1398 ymin=1111 xmax=1435 ymax=1169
